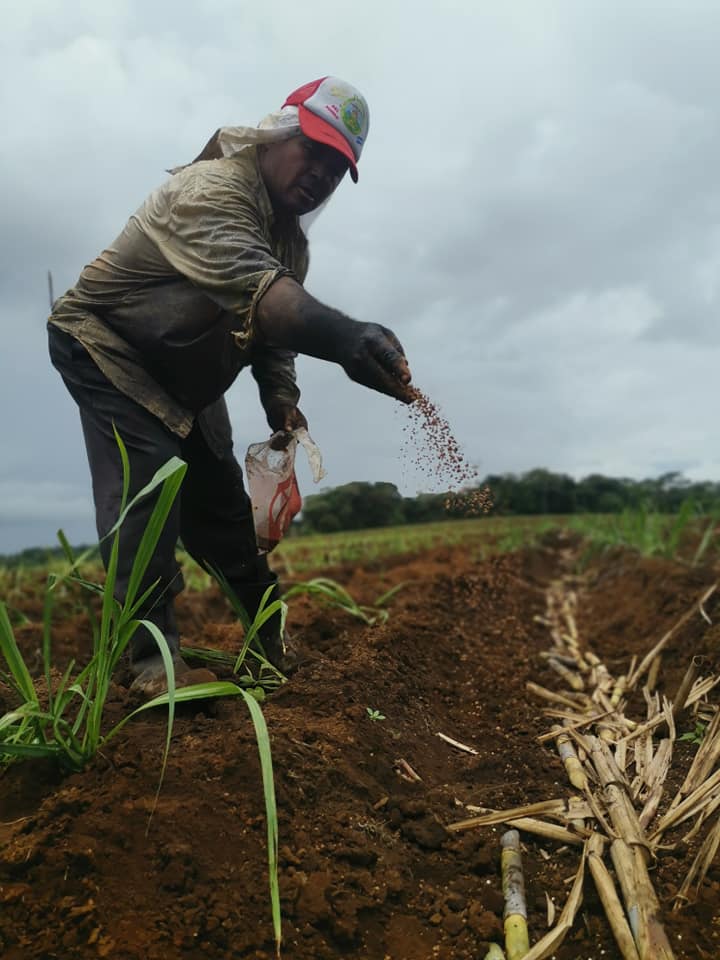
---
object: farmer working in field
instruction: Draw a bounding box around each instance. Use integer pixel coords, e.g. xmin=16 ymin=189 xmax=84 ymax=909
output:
xmin=47 ymin=77 xmax=413 ymax=697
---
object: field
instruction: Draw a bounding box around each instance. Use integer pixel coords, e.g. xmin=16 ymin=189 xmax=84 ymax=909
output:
xmin=2 ymin=514 xmax=720 ymax=959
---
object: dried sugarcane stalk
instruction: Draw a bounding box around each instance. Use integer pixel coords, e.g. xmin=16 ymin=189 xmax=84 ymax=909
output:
xmin=501 ymin=830 xmax=530 ymax=960
xmin=589 ymin=737 xmax=651 ymax=858
xmin=631 ymin=729 xmax=653 ymax=801
xmin=484 ymin=944 xmax=506 ymax=960
xmin=695 ymin=700 xmax=717 ymax=720
xmin=587 ymin=834 xmax=640 ymax=960
xmin=540 ymin=650 xmax=577 ymax=668
xmin=562 ymin=592 xmax=578 ymax=633
xmin=527 ymin=682 xmax=589 ymax=710
xmin=596 ymin=690 xmax=638 ymax=733
xmin=436 ymin=731 xmax=478 ymax=754
xmin=610 ymin=674 xmax=627 ymax=709
xmin=567 ymin=795 xmax=591 ymax=822
xmin=448 ymin=800 xmax=571 ymax=833
xmin=668 ymin=709 xmax=720 ymax=814
xmin=561 ymin=723 xmax=591 ymax=755
xmin=689 ymin=675 xmax=720 ymax=701
xmin=393 ymin=758 xmax=422 ymax=782
xmin=610 ymin=840 xmax=640 ymax=941
xmin=496 ymin=817 xmax=588 ymax=846
xmin=647 ymin=653 xmax=662 ymax=693
xmin=544 ymin=892 xmax=555 ymax=927
xmin=628 ymin=654 xmax=638 ymax=681
xmin=628 ymin=583 xmax=717 ymax=690
xmin=457 ymin=806 xmax=594 ymax=841
xmin=622 ymin=709 xmax=679 ymax=744
xmin=651 ymin=767 xmax=720 ymax=839
xmin=581 ymin=783 xmax=616 ymax=839
xmin=536 ymin=707 xmax=615 ymax=741
xmin=591 ymin=687 xmax=627 ymax=742
xmin=546 ymin=657 xmax=585 ymax=691
xmin=615 ymin=737 xmax=628 ymax=773
xmin=610 ymin=839 xmax=676 ymax=959
xmin=515 ymin=843 xmax=587 ymax=960
xmin=671 ymin=656 xmax=705 ymax=721
xmin=640 ymin=720 xmax=656 ymax=766
xmin=552 ymin=725 xmax=588 ymax=792
xmin=680 ymin=791 xmax=720 ymax=844
xmin=585 ymin=741 xmax=676 ymax=955
xmin=537 ymin=575 xmax=691 ymax=957
xmin=463 ymin=799 xmax=588 ymax=818
xmin=638 ymin=739 xmax=673 ymax=830
xmin=673 ymin=814 xmax=720 ymax=908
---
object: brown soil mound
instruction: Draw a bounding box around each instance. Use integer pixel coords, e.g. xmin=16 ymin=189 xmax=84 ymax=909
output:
xmin=1 ymin=537 xmax=719 ymax=959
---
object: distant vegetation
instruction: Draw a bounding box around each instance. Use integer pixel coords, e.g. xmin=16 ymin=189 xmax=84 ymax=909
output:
xmin=0 ymin=543 xmax=99 ymax=569
xmin=3 ymin=469 xmax=720 ymax=565
xmin=293 ymin=469 xmax=720 ymax=534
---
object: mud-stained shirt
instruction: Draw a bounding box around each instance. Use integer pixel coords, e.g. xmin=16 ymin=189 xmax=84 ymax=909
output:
xmin=48 ymin=147 xmax=308 ymax=441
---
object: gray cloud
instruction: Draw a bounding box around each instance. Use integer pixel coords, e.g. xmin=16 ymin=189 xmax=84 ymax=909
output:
xmin=4 ymin=1 xmax=720 ymax=551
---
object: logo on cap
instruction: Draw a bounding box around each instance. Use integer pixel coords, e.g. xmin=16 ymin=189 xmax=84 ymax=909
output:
xmin=340 ymin=96 xmax=365 ymax=138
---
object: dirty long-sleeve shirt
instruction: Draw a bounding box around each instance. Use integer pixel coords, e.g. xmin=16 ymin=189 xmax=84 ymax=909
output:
xmin=49 ymin=146 xmax=309 ymax=440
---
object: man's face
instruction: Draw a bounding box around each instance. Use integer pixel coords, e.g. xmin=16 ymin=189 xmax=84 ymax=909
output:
xmin=259 ymin=135 xmax=349 ymax=215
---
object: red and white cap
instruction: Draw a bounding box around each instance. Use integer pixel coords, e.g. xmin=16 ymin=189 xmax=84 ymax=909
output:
xmin=283 ymin=77 xmax=369 ymax=182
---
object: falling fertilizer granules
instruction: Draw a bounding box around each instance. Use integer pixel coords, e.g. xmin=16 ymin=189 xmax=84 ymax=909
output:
xmin=402 ymin=387 xmax=492 ymax=515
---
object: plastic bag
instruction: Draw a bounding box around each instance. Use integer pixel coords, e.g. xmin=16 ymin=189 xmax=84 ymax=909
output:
xmin=245 ymin=428 xmax=326 ymax=553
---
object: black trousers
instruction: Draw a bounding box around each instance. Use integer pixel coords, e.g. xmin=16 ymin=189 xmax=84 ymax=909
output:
xmin=48 ymin=327 xmax=277 ymax=663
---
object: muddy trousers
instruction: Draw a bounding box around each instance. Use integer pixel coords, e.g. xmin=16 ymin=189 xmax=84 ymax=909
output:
xmin=48 ymin=327 xmax=278 ymax=665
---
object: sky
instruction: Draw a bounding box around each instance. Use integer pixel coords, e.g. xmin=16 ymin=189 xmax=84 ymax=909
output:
xmin=3 ymin=0 xmax=720 ymax=552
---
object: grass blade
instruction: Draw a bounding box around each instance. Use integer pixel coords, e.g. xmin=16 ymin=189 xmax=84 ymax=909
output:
xmin=0 ymin=602 xmax=38 ymax=705
xmin=124 ymin=680 xmax=282 ymax=953
xmin=240 ymin=689 xmax=281 ymax=957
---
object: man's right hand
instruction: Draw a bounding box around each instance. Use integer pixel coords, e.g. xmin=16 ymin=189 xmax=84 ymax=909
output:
xmin=337 ymin=321 xmax=413 ymax=402
xmin=257 ymin=277 xmax=414 ymax=402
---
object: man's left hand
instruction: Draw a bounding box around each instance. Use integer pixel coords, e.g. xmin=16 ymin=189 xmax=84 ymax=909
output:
xmin=265 ymin=403 xmax=308 ymax=435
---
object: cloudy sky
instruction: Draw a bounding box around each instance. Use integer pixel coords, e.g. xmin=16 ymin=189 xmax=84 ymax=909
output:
xmin=3 ymin=1 xmax=720 ymax=552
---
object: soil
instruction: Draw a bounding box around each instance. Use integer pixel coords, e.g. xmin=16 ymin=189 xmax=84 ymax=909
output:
xmin=2 ymin=533 xmax=720 ymax=959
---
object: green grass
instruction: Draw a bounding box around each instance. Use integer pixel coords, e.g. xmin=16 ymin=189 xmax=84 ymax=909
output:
xmin=0 ymin=516 xmax=570 ymax=588
xmin=273 ymin=516 xmax=557 ymax=574
xmin=570 ymin=499 xmax=720 ymax=566
xmin=679 ymin=720 xmax=707 ymax=745
xmin=161 ymin=517 xmax=559 ymax=592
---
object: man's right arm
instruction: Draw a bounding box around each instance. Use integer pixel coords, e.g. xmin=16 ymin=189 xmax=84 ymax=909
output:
xmin=256 ymin=277 xmax=412 ymax=403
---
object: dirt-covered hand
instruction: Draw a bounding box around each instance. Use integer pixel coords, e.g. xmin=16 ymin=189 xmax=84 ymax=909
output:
xmin=265 ymin=403 xmax=308 ymax=435
xmin=338 ymin=322 xmax=413 ymax=402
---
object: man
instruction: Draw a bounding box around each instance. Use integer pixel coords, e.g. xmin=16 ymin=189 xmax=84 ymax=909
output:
xmin=48 ymin=76 xmax=413 ymax=696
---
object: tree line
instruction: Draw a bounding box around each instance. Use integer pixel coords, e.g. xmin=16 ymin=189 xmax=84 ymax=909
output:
xmin=293 ymin=470 xmax=720 ymax=535
xmin=3 ymin=470 xmax=719 ymax=564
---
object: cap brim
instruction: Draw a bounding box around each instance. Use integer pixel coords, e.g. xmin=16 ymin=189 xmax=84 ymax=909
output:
xmin=297 ymin=104 xmax=359 ymax=182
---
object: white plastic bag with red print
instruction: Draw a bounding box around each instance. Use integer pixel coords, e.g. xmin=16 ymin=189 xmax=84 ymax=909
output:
xmin=245 ymin=427 xmax=326 ymax=554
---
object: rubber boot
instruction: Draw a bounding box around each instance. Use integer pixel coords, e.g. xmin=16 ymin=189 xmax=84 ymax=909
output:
xmin=129 ymin=601 xmax=181 ymax=665
xmin=129 ymin=602 xmax=216 ymax=699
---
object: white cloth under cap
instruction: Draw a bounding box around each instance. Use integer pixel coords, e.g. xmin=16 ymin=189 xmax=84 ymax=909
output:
xmin=173 ymin=106 xmax=332 ymax=231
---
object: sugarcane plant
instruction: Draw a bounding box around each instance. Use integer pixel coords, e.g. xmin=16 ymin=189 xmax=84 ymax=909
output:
xmin=0 ymin=438 xmax=188 ymax=769
xmin=0 ymin=432 xmax=284 ymax=956
xmin=219 ymin=569 xmax=289 ymax=678
xmin=282 ymin=576 xmax=406 ymax=625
